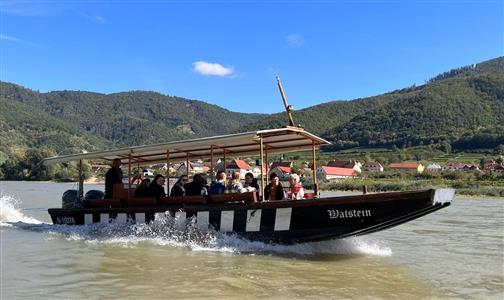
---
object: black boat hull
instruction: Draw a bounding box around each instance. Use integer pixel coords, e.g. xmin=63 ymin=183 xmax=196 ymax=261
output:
xmin=48 ymin=189 xmax=454 ymax=244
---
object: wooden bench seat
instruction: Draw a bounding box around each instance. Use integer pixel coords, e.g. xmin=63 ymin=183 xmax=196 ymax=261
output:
xmin=208 ymin=192 xmax=257 ymax=204
xmin=84 ymin=198 xmax=122 ymax=208
xmin=124 ymin=197 xmax=157 ymax=207
xmin=158 ymin=195 xmax=207 ymax=205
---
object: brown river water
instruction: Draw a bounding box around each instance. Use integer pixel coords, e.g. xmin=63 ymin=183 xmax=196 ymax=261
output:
xmin=0 ymin=181 xmax=503 ymax=299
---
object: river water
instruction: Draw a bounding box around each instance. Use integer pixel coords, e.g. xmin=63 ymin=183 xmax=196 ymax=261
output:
xmin=0 ymin=181 xmax=502 ymax=299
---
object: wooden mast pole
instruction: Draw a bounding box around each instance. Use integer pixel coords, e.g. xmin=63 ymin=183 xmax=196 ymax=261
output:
xmin=276 ymin=76 xmax=295 ymax=127
xmin=78 ymin=160 xmax=83 ymax=199
xmin=312 ymin=141 xmax=318 ymax=197
xmin=260 ymin=134 xmax=265 ymax=201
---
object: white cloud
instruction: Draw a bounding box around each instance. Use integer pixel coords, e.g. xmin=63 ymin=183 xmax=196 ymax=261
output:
xmin=192 ymin=61 xmax=234 ymax=77
xmin=81 ymin=13 xmax=107 ymax=24
xmin=285 ymin=34 xmax=305 ymax=48
xmin=0 ymin=34 xmax=39 ymax=47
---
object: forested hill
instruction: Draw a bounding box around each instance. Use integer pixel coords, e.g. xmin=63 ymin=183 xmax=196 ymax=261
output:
xmin=239 ymin=56 xmax=504 ymax=151
xmin=0 ymin=56 xmax=502 ymax=167
xmin=0 ymin=83 xmax=265 ymax=162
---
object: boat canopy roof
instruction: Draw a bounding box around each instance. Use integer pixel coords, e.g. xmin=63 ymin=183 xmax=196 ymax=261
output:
xmin=43 ymin=127 xmax=330 ymax=166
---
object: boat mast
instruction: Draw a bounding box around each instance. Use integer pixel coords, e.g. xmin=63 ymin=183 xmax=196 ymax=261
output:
xmin=276 ymin=76 xmax=296 ymax=128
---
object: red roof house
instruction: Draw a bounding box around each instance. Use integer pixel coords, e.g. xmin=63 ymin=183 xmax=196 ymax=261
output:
xmin=317 ymin=166 xmax=356 ymax=180
xmin=389 ymin=163 xmax=424 ymax=173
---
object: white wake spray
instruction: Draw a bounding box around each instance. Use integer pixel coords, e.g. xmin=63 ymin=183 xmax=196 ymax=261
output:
xmin=0 ymin=195 xmax=43 ymax=227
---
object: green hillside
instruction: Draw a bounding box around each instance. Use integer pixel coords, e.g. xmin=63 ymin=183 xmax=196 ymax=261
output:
xmin=0 ymin=83 xmax=265 ymax=147
xmin=0 ymin=97 xmax=111 ymax=163
xmin=323 ymin=73 xmax=504 ymax=150
xmin=238 ymin=57 xmax=504 ymax=151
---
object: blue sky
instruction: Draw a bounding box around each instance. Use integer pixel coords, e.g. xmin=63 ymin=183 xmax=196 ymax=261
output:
xmin=1 ymin=0 xmax=503 ymax=113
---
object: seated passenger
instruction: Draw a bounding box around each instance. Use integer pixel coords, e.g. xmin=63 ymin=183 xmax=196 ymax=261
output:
xmin=104 ymin=158 xmax=123 ymax=199
xmin=227 ymin=171 xmax=247 ymax=193
xmin=264 ymin=173 xmax=285 ymax=201
xmin=170 ymin=175 xmax=187 ymax=197
xmin=288 ymin=173 xmax=304 ymax=200
xmin=184 ymin=173 xmax=208 ymax=196
xmin=244 ymin=172 xmax=259 ymax=192
xmin=134 ymin=179 xmax=151 ymax=197
xmin=148 ymin=175 xmax=166 ymax=197
xmin=209 ymin=171 xmax=227 ymax=195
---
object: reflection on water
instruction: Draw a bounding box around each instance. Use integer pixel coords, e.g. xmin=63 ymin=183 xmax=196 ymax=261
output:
xmin=1 ymin=181 xmax=503 ymax=299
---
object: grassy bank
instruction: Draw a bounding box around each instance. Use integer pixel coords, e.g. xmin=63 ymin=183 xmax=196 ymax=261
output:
xmin=301 ymin=171 xmax=504 ymax=197
xmin=315 ymin=177 xmax=504 ymax=197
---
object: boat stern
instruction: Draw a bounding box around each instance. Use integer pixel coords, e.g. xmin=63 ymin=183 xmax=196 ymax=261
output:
xmin=432 ymin=188 xmax=456 ymax=205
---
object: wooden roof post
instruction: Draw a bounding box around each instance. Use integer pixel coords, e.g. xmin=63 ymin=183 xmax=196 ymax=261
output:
xmin=312 ymin=141 xmax=318 ymax=197
xmin=166 ymin=149 xmax=170 ymax=195
xmin=186 ymin=152 xmax=189 ymax=177
xmin=137 ymin=160 xmax=140 ymax=177
xmin=210 ymin=145 xmax=214 ymax=182
xmin=128 ymin=152 xmax=132 ymax=200
xmin=223 ymin=149 xmax=227 ymax=177
xmin=78 ymin=159 xmax=84 ymax=199
xmin=265 ymin=144 xmax=269 ymax=185
xmin=260 ymin=134 xmax=265 ymax=201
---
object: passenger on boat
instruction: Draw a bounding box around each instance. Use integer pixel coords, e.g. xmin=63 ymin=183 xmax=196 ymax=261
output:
xmin=227 ymin=171 xmax=247 ymax=193
xmin=264 ymin=173 xmax=285 ymax=201
xmin=148 ymin=174 xmax=166 ymax=197
xmin=209 ymin=171 xmax=226 ymax=195
xmin=288 ymin=173 xmax=304 ymax=200
xmin=104 ymin=158 xmax=123 ymax=199
xmin=170 ymin=175 xmax=187 ymax=197
xmin=244 ymin=172 xmax=259 ymax=191
xmin=134 ymin=179 xmax=151 ymax=197
xmin=184 ymin=173 xmax=208 ymax=196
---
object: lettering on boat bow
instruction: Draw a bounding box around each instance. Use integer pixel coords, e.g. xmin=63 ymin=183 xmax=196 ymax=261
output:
xmin=56 ymin=216 xmax=75 ymax=224
xmin=327 ymin=209 xmax=371 ymax=219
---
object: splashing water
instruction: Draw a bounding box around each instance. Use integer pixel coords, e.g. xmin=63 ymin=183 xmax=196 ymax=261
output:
xmin=0 ymin=194 xmax=392 ymax=257
xmin=0 ymin=194 xmax=43 ymax=227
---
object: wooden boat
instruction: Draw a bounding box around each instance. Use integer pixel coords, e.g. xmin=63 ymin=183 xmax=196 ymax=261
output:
xmin=44 ymin=126 xmax=454 ymax=244
xmin=43 ymin=79 xmax=454 ymax=244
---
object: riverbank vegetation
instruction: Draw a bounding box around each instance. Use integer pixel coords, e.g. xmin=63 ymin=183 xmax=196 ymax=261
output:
xmin=315 ymin=171 xmax=504 ymax=197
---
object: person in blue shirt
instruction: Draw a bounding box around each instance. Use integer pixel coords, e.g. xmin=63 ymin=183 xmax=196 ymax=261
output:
xmin=209 ymin=171 xmax=227 ymax=195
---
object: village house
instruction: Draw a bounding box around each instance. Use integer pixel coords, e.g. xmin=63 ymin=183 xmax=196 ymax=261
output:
xmin=269 ymin=166 xmax=292 ymax=180
xmin=483 ymin=161 xmax=504 ymax=173
xmin=177 ymin=161 xmax=204 ymax=175
xmin=270 ymin=161 xmax=293 ymax=169
xmin=389 ymin=163 xmax=425 ymax=174
xmin=426 ymin=163 xmax=442 ymax=172
xmin=327 ymin=160 xmax=362 ymax=173
xmin=363 ymin=162 xmax=383 ymax=172
xmin=442 ymin=161 xmax=465 ymax=172
xmin=317 ymin=166 xmax=357 ymax=181
xmin=442 ymin=161 xmax=480 ymax=172
xmin=226 ymin=159 xmax=252 ymax=179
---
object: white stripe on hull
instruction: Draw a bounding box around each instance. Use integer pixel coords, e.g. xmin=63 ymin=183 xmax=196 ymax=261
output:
xmin=197 ymin=211 xmax=210 ymax=230
xmin=135 ymin=213 xmax=145 ymax=224
xmin=116 ymin=213 xmax=127 ymax=223
xmin=100 ymin=213 xmax=110 ymax=224
xmin=84 ymin=214 xmax=93 ymax=224
xmin=220 ymin=211 xmax=234 ymax=232
xmin=274 ymin=208 xmax=292 ymax=231
xmin=175 ymin=211 xmax=186 ymax=229
xmin=246 ymin=209 xmax=261 ymax=232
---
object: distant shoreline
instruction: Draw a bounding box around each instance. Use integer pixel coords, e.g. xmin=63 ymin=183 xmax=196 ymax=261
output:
xmin=1 ymin=179 xmax=503 ymax=198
